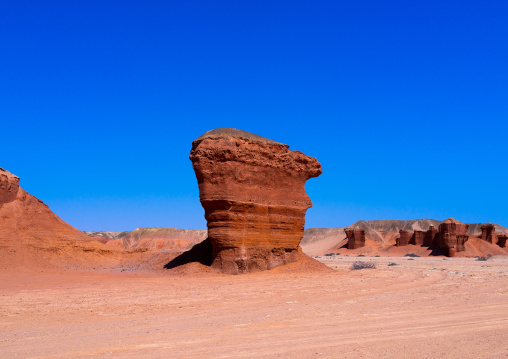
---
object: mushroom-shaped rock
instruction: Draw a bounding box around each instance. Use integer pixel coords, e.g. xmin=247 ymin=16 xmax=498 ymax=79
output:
xmin=189 ymin=128 xmax=322 ymax=274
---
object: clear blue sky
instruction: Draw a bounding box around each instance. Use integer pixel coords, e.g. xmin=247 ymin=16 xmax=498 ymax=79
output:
xmin=2 ymin=1 xmax=507 ymax=231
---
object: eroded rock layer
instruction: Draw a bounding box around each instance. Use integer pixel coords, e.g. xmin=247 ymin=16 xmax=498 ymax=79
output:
xmin=345 ymin=229 xmax=366 ymax=249
xmin=397 ymin=230 xmax=412 ymax=246
xmin=189 ymin=128 xmax=322 ymax=274
xmin=438 ymin=218 xmax=469 ymax=257
xmin=481 ymin=224 xmax=496 ymax=244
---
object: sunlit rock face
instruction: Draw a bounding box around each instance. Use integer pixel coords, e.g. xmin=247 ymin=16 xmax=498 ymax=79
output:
xmin=397 ymin=230 xmax=412 ymax=247
xmin=438 ymin=218 xmax=469 ymax=257
xmin=189 ymin=128 xmax=322 ymax=274
xmin=345 ymin=229 xmax=366 ymax=249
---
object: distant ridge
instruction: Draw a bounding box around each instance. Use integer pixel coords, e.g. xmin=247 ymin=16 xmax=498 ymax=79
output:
xmin=299 ymin=219 xmax=508 ymax=257
xmin=83 ymin=219 xmax=507 ymax=258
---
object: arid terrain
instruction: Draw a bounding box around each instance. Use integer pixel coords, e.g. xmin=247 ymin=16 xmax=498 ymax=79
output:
xmin=1 ymin=256 xmax=508 ymax=358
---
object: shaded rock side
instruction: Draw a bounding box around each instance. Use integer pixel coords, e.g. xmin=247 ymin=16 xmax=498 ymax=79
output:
xmin=497 ymin=234 xmax=507 ymax=248
xmin=189 ymin=128 xmax=322 ymax=274
xmin=424 ymin=225 xmax=439 ymax=247
xmin=480 ymin=224 xmax=496 ymax=244
xmin=345 ymin=229 xmax=365 ymax=249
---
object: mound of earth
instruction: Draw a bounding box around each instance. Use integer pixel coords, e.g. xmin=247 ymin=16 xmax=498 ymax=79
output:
xmin=0 ymin=168 xmax=159 ymax=271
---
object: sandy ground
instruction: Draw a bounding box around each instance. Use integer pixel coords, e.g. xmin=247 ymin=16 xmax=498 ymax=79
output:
xmin=1 ymin=256 xmax=508 ymax=359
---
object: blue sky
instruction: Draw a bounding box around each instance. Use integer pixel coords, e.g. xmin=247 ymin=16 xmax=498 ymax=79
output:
xmin=1 ymin=1 xmax=507 ymax=231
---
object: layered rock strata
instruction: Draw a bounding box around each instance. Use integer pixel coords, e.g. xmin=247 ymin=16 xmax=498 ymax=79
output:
xmin=411 ymin=230 xmax=426 ymax=246
xmin=424 ymin=225 xmax=439 ymax=247
xmin=345 ymin=229 xmax=366 ymax=249
xmin=438 ymin=218 xmax=469 ymax=257
xmin=397 ymin=230 xmax=412 ymax=246
xmin=189 ymin=128 xmax=322 ymax=274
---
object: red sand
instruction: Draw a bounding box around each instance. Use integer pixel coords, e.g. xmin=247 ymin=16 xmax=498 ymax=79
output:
xmin=1 ymin=256 xmax=508 ymax=358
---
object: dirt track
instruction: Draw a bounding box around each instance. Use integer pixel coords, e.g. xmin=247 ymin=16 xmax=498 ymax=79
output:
xmin=1 ymin=256 xmax=508 ymax=358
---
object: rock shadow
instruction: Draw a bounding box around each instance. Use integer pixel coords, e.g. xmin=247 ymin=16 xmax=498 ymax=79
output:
xmin=428 ymin=245 xmax=445 ymax=256
xmin=163 ymin=238 xmax=213 ymax=269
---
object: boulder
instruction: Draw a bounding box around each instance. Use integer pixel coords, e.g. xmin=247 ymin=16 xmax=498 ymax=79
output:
xmin=189 ymin=128 xmax=322 ymax=274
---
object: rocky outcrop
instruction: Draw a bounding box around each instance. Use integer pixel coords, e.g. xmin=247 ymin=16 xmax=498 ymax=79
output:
xmin=438 ymin=218 xmax=469 ymax=257
xmin=480 ymin=224 xmax=496 ymax=244
xmin=189 ymin=128 xmax=322 ymax=274
xmin=345 ymin=229 xmax=366 ymax=249
xmin=397 ymin=230 xmax=412 ymax=246
xmin=412 ymin=230 xmax=426 ymax=246
xmin=0 ymin=168 xmax=20 ymax=207
xmin=497 ymin=234 xmax=507 ymax=248
xmin=424 ymin=225 xmax=439 ymax=247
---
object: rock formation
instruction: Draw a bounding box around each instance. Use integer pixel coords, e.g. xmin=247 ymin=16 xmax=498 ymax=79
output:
xmin=480 ymin=224 xmax=496 ymax=244
xmin=345 ymin=229 xmax=366 ymax=249
xmin=0 ymin=167 xmax=20 ymax=205
xmin=412 ymin=230 xmax=426 ymax=246
xmin=438 ymin=218 xmax=469 ymax=257
xmin=189 ymin=128 xmax=322 ymax=274
xmin=497 ymin=234 xmax=507 ymax=248
xmin=397 ymin=230 xmax=412 ymax=246
xmin=424 ymin=225 xmax=439 ymax=247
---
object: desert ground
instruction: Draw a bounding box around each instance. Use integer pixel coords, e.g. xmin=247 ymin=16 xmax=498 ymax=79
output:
xmin=1 ymin=256 xmax=507 ymax=359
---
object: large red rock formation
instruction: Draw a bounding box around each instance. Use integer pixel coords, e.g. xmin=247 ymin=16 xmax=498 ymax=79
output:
xmin=412 ymin=230 xmax=426 ymax=246
xmin=397 ymin=230 xmax=412 ymax=246
xmin=345 ymin=229 xmax=366 ymax=249
xmin=424 ymin=225 xmax=439 ymax=247
xmin=480 ymin=224 xmax=496 ymax=244
xmin=189 ymin=128 xmax=322 ymax=274
xmin=438 ymin=218 xmax=469 ymax=257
